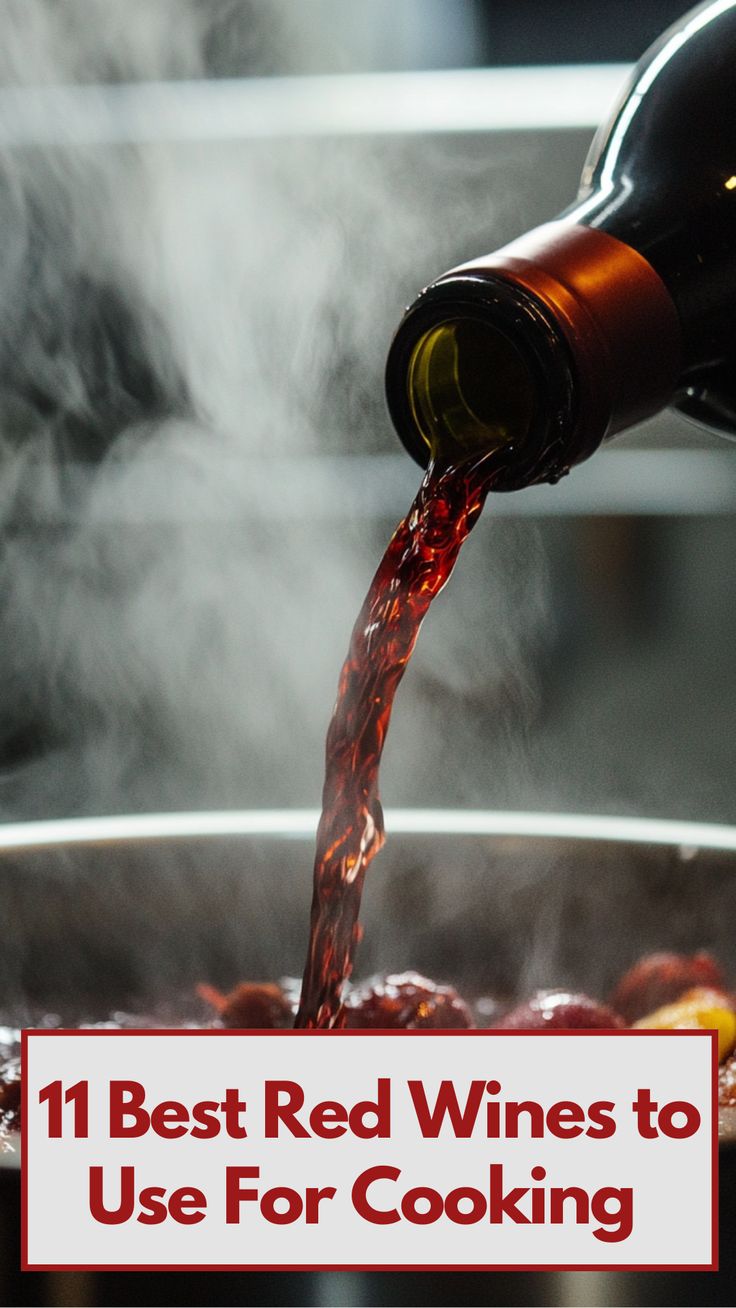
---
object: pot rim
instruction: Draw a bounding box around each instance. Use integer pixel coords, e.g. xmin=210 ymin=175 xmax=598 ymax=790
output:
xmin=0 ymin=808 xmax=735 ymax=852
xmin=3 ymin=806 xmax=736 ymax=1166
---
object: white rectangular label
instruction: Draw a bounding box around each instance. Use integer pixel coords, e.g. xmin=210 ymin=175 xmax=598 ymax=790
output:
xmin=23 ymin=1029 xmax=716 ymax=1270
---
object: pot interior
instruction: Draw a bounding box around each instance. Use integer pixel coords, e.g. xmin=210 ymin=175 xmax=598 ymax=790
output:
xmin=2 ymin=811 xmax=735 ymax=1012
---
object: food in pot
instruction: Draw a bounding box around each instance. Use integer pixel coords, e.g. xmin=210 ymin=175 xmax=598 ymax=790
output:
xmin=0 ymin=1058 xmax=19 ymax=1138
xmin=611 ymin=951 xmax=726 ymax=1022
xmin=496 ymin=991 xmax=624 ymax=1030
xmin=632 ymin=986 xmax=736 ymax=1059
xmin=344 ymin=972 xmax=473 ymax=1029
xmin=2 ymin=949 xmax=734 ymax=1145
xmin=197 ymin=981 xmax=296 ymax=1030
xmin=719 ymin=1050 xmax=736 ymax=1140
xmin=721 ymin=1052 xmax=736 ymax=1107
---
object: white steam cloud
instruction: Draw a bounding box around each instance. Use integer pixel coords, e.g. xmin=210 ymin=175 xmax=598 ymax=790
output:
xmin=0 ymin=0 xmax=551 ymax=822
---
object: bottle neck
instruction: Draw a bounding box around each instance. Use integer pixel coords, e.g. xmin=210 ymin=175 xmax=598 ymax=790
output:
xmin=385 ymin=222 xmax=682 ymax=490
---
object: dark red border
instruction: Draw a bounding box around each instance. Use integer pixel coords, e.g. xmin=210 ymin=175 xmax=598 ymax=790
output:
xmin=20 ymin=1027 xmax=719 ymax=1274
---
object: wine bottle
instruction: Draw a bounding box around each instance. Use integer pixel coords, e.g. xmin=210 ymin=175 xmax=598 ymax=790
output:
xmin=385 ymin=0 xmax=736 ymax=491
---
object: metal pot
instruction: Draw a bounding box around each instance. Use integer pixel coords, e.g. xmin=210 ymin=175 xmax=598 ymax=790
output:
xmin=2 ymin=808 xmax=736 ymax=1307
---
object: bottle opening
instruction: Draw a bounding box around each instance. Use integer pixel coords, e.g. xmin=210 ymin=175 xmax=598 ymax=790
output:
xmin=407 ymin=317 xmax=536 ymax=459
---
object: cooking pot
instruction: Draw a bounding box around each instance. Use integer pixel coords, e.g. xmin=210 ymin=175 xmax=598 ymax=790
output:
xmin=2 ymin=808 xmax=735 ymax=1307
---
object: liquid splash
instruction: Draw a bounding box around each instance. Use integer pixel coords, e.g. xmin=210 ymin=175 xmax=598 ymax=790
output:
xmin=296 ymin=448 xmax=506 ymax=1028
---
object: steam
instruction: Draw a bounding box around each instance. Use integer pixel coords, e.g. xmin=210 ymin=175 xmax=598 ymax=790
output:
xmin=0 ymin=0 xmax=550 ymax=830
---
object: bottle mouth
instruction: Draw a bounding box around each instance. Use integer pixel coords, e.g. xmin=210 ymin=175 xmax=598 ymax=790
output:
xmin=407 ymin=316 xmax=536 ymax=460
xmin=386 ymin=275 xmax=580 ymax=490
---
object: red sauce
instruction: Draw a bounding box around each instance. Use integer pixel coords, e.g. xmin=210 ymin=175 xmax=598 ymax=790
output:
xmin=295 ymin=449 xmax=505 ymax=1028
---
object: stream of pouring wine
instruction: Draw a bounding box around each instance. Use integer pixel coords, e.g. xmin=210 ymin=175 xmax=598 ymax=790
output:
xmin=295 ymin=447 xmax=507 ymax=1028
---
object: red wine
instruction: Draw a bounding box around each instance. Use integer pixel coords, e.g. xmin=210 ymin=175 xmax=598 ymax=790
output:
xmin=295 ymin=447 xmax=505 ymax=1029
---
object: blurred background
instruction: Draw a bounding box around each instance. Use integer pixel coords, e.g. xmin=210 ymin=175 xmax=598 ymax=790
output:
xmin=0 ymin=0 xmax=727 ymax=828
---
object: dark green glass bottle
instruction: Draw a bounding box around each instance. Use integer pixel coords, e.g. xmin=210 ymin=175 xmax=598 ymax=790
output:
xmin=386 ymin=0 xmax=736 ymax=491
